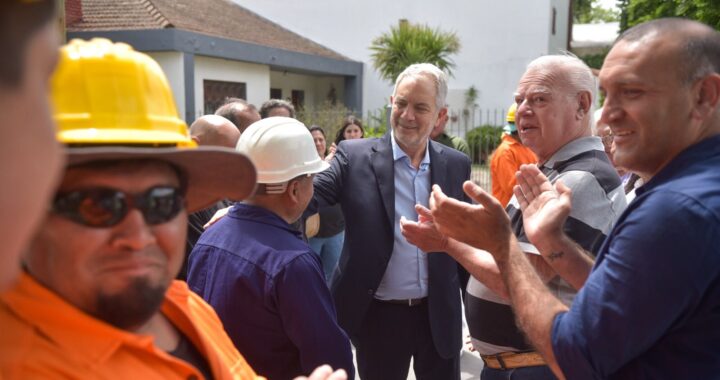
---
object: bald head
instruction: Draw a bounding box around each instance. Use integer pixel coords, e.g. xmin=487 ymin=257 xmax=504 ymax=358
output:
xmin=189 ymin=115 xmax=241 ymax=148
xmin=617 ymin=18 xmax=720 ymax=85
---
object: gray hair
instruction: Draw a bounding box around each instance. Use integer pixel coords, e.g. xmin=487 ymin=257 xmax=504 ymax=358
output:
xmin=392 ymin=63 xmax=448 ymax=110
xmin=526 ymin=54 xmax=596 ymax=126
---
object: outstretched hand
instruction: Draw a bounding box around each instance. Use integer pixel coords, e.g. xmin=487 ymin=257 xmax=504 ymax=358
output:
xmin=429 ymin=182 xmax=512 ymax=256
xmin=324 ymin=143 xmax=338 ymax=163
xmin=513 ymin=164 xmax=572 ymax=251
xmin=400 ymin=205 xmax=449 ymax=253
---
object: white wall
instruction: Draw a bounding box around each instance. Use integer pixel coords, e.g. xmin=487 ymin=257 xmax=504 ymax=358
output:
xmin=144 ymin=52 xmax=347 ymax=123
xmin=549 ymin=0 xmax=571 ymax=53
xmin=146 ymin=51 xmax=186 ymax=120
xmin=193 ymin=55 xmax=270 ymax=118
xmin=269 ymin=71 xmax=345 ymax=108
xmin=235 ymin=0 xmax=569 ymax=116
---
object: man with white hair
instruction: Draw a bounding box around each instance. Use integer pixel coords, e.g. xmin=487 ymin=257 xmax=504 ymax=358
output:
xmin=402 ymin=55 xmax=626 ymax=379
xmin=310 ymin=63 xmax=471 ymax=379
xmin=424 ymin=18 xmax=720 ymax=379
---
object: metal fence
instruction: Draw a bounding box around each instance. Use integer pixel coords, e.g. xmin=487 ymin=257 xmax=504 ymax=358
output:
xmin=366 ymin=107 xmax=506 ymax=191
xmin=300 ymin=106 xmax=508 ymax=191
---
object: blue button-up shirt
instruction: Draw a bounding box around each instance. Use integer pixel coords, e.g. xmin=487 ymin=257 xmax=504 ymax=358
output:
xmin=375 ymin=131 xmax=431 ymax=300
xmin=551 ymin=134 xmax=720 ymax=379
xmin=187 ymin=203 xmax=354 ymax=380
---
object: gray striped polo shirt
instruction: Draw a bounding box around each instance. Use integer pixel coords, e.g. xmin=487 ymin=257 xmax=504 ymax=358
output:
xmin=467 ymin=136 xmax=627 ymax=355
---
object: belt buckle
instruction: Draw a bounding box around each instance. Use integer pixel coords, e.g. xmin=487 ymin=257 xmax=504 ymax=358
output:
xmin=407 ymin=298 xmax=423 ymax=306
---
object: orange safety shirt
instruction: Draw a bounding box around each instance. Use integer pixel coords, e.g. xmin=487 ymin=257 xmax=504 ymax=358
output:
xmin=490 ymin=134 xmax=537 ymax=207
xmin=0 ymin=273 xmax=264 ymax=380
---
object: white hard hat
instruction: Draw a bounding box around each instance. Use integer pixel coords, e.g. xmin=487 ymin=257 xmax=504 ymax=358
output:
xmin=236 ymin=117 xmax=329 ymax=192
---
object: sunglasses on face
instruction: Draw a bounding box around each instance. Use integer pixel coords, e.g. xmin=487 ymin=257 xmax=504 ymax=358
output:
xmin=52 ymin=186 xmax=185 ymax=228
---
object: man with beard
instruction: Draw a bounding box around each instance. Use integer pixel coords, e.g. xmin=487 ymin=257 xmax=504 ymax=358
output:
xmin=0 ymin=38 xmax=347 ymax=380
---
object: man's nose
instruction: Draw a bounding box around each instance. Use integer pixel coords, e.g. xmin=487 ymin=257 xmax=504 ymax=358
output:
xmin=110 ymin=209 xmax=157 ymax=251
xmin=401 ymin=106 xmax=415 ymax=120
xmin=516 ymin=99 xmax=532 ymax=117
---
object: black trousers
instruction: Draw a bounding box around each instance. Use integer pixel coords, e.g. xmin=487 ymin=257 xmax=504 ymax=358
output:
xmin=352 ymin=299 xmax=460 ymax=380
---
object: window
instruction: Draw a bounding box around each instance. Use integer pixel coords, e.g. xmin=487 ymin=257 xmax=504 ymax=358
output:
xmin=203 ymin=80 xmax=246 ymax=114
xmin=270 ymin=88 xmax=282 ymax=99
xmin=291 ymin=90 xmax=305 ymax=110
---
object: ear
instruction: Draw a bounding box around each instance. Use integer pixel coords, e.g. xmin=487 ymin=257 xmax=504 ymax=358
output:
xmin=692 ymin=73 xmax=720 ymax=121
xmin=191 ymin=135 xmax=200 ymax=144
xmin=435 ymin=107 xmax=448 ymax=128
xmin=286 ymin=179 xmax=301 ymax=204
xmin=438 ymin=107 xmax=448 ymax=120
xmin=576 ymin=91 xmax=591 ymax=120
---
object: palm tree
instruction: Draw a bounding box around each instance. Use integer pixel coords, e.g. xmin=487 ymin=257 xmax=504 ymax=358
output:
xmin=370 ymin=20 xmax=461 ymax=83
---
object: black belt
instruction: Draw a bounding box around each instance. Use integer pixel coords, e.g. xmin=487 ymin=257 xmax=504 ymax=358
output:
xmin=376 ymin=297 xmax=426 ymax=306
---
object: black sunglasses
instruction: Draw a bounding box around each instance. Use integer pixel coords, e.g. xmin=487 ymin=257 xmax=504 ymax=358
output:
xmin=52 ymin=186 xmax=185 ymax=228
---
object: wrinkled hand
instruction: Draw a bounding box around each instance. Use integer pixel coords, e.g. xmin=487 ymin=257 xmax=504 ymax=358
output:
xmin=429 ymin=182 xmax=512 ymax=256
xmin=400 ymin=205 xmax=449 ymax=253
xmin=203 ymin=206 xmax=230 ymax=229
xmin=293 ymin=365 xmax=347 ymax=380
xmin=514 ymin=164 xmax=572 ymax=251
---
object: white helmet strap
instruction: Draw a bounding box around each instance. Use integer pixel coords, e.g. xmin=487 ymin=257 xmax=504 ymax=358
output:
xmin=255 ymin=182 xmax=289 ymax=195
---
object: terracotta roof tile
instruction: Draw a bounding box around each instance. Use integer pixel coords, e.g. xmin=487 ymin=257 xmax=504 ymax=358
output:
xmin=68 ymin=0 xmax=349 ymax=61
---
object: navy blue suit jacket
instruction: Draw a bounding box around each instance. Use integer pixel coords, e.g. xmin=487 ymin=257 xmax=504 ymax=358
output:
xmin=310 ymin=133 xmax=471 ymax=358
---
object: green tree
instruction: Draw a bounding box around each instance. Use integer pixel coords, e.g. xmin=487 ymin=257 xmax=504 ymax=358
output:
xmin=574 ymin=0 xmax=620 ymax=23
xmin=370 ymin=20 xmax=460 ymax=83
xmin=466 ymin=124 xmax=503 ymax=164
xmin=619 ymin=0 xmax=720 ymax=32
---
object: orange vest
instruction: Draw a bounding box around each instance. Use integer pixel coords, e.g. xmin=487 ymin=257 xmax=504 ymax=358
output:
xmin=490 ymin=134 xmax=537 ymax=207
xmin=0 ymin=273 xmax=263 ymax=380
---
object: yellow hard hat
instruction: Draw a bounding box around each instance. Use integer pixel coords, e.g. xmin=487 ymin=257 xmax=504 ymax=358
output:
xmin=51 ymin=38 xmax=195 ymax=147
xmin=51 ymin=38 xmax=258 ymax=212
xmin=506 ymin=103 xmax=517 ymax=123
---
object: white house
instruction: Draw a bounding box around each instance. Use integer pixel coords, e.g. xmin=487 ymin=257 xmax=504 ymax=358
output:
xmin=65 ymin=0 xmax=363 ymax=123
xmin=236 ymin=0 xmax=571 ymax=127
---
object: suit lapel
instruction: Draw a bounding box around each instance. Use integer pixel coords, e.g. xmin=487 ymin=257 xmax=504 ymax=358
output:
xmin=429 ymin=141 xmax=448 ymax=189
xmin=371 ymin=134 xmax=395 ymax=227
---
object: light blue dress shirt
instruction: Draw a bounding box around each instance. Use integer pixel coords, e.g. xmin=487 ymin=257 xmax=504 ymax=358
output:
xmin=374 ymin=131 xmax=431 ymax=300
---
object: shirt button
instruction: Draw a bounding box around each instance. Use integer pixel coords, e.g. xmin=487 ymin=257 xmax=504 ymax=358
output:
xmin=367 ymin=289 xmax=374 ymax=295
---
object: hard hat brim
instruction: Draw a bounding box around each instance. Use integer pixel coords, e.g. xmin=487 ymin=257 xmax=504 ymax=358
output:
xmin=65 ymin=146 xmax=257 ymax=213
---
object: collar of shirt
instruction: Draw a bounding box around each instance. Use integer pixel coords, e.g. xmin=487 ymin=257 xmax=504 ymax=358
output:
xmin=1 ymin=272 xmax=167 ymax=366
xmin=232 ymin=203 xmax=302 ymax=239
xmin=636 ymin=133 xmax=720 ymax=198
xmin=390 ymin=129 xmax=431 ymax=169
xmin=502 ymin=133 xmax=522 ymax=146
xmin=542 ymin=136 xmax=604 ymax=170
